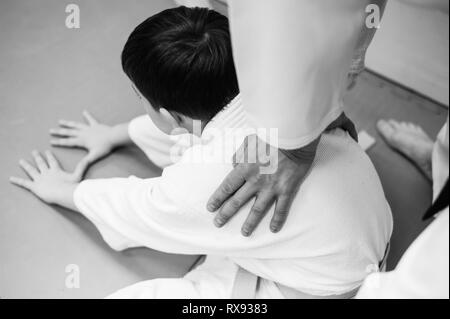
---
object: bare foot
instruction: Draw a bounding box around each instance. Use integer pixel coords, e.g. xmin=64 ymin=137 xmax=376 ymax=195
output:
xmin=377 ymin=119 xmax=434 ymax=180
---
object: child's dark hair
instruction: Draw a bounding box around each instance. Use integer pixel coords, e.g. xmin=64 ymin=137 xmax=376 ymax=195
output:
xmin=121 ymin=6 xmax=239 ymax=121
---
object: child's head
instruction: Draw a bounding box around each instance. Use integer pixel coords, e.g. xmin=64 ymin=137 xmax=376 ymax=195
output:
xmin=122 ymin=6 xmax=239 ymax=134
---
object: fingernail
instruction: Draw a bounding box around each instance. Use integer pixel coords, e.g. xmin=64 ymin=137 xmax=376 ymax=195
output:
xmin=242 ymin=229 xmax=251 ymax=237
xmin=207 ymin=203 xmax=216 ymax=212
xmin=214 ymin=218 xmax=224 ymax=228
xmin=271 ymin=226 xmax=280 ymax=233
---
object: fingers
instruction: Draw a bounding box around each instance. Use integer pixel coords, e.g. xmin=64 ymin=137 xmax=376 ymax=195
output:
xmin=270 ymin=194 xmax=295 ymax=233
xmin=44 ymin=150 xmax=60 ymax=169
xmin=214 ymin=182 xmax=258 ymax=228
xmin=50 ymin=138 xmax=82 ymax=148
xmin=82 ymin=110 xmax=98 ymax=125
xmin=49 ymin=128 xmax=78 ymax=137
xmin=58 ymin=119 xmax=86 ymax=130
xmin=19 ymin=159 xmax=39 ymax=180
xmin=9 ymin=176 xmax=33 ymax=191
xmin=32 ymin=150 xmax=48 ymax=172
xmin=241 ymin=192 xmax=275 ymax=237
xmin=207 ymin=165 xmax=247 ymax=212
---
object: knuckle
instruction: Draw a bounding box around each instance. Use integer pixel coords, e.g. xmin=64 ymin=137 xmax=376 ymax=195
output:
xmin=250 ymin=173 xmax=266 ymax=185
xmin=221 ymin=183 xmax=235 ymax=195
xmin=255 ymin=174 xmax=266 ymax=183
xmin=251 ymin=206 xmax=265 ymax=216
xmin=275 ymin=210 xmax=289 ymax=218
xmin=219 ymin=208 xmax=233 ymax=219
xmin=228 ymin=199 xmax=242 ymax=210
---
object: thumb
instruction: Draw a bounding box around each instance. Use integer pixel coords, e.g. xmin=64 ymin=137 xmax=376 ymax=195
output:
xmin=72 ymin=154 xmax=93 ymax=182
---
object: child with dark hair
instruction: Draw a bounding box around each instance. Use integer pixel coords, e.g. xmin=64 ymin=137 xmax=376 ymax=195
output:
xmin=10 ymin=7 xmax=392 ymax=298
xmin=122 ymin=6 xmax=239 ymax=122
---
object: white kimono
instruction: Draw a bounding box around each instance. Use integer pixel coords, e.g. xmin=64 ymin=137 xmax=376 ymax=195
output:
xmin=357 ymin=118 xmax=449 ymax=299
xmin=73 ymin=96 xmax=393 ymax=298
xmin=176 ymin=0 xmax=386 ymax=149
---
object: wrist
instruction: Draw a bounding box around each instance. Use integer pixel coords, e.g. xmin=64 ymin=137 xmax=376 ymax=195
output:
xmin=281 ymin=136 xmax=320 ymax=164
xmin=51 ymin=182 xmax=78 ymax=211
xmin=108 ymin=123 xmax=132 ymax=149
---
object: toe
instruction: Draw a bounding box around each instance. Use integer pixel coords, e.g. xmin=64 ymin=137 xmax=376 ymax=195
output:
xmin=387 ymin=119 xmax=401 ymax=129
xmin=399 ymin=121 xmax=410 ymax=130
xmin=377 ymin=120 xmax=396 ymax=140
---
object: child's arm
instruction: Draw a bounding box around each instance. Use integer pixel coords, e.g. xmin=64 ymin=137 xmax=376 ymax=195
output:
xmin=50 ymin=110 xmax=132 ymax=180
xmin=50 ymin=111 xmax=193 ymax=180
xmin=10 ymin=150 xmax=80 ymax=212
xmin=9 ymin=150 xmax=286 ymax=257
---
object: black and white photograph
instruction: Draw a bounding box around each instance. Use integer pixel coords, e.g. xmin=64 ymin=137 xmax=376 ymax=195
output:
xmin=0 ymin=0 xmax=448 ymax=305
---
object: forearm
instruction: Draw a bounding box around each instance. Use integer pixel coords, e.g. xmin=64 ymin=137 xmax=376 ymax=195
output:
xmin=229 ymin=0 xmax=369 ymax=149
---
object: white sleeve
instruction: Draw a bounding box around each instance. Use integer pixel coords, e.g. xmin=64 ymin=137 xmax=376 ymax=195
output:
xmin=128 ymin=115 xmax=196 ymax=168
xmin=432 ymin=117 xmax=449 ymax=199
xmin=228 ymin=0 xmax=373 ymax=149
xmin=72 ymin=174 xmax=270 ymax=256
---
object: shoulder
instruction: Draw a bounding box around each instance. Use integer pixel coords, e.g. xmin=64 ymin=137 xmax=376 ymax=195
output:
xmin=159 ymin=142 xmax=233 ymax=209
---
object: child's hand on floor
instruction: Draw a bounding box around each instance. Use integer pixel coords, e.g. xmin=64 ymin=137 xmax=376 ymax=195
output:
xmin=49 ymin=111 xmax=119 ymax=178
xmin=10 ymin=150 xmax=78 ymax=209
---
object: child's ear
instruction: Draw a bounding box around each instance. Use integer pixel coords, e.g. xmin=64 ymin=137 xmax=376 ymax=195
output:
xmin=169 ymin=111 xmax=193 ymax=128
xmin=172 ymin=112 xmax=185 ymax=124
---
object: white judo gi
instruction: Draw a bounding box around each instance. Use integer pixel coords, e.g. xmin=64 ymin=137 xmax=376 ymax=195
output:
xmin=73 ymin=96 xmax=393 ymax=298
xmin=176 ymin=0 xmax=386 ymax=149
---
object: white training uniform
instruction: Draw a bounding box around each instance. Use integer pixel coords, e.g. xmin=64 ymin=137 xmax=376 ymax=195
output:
xmin=357 ymin=118 xmax=449 ymax=299
xmin=73 ymin=96 xmax=393 ymax=298
xmin=175 ymin=0 xmax=386 ymax=149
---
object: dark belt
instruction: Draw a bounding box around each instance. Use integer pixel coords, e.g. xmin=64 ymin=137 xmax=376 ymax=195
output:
xmin=423 ymin=179 xmax=449 ymax=221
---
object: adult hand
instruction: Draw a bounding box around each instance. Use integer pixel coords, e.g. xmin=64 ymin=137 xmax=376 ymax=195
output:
xmin=206 ymin=112 xmax=357 ymax=237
